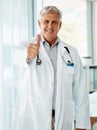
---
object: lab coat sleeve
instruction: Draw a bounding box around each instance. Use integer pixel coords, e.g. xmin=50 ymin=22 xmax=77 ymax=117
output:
xmin=72 ymin=50 xmax=91 ymax=129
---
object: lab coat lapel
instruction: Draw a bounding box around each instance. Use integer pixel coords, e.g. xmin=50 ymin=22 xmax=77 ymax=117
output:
xmin=60 ymin=43 xmax=72 ymax=66
xmin=39 ymin=41 xmax=52 ymax=65
xmin=55 ymin=42 xmax=73 ymax=130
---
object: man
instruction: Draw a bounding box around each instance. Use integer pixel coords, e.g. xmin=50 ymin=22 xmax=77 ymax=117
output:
xmin=13 ymin=6 xmax=91 ymax=130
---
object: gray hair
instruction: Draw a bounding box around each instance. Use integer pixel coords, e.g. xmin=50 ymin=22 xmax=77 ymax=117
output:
xmin=39 ymin=6 xmax=62 ymax=20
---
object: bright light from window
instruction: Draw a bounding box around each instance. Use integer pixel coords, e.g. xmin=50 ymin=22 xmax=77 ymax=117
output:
xmin=43 ymin=0 xmax=88 ymax=57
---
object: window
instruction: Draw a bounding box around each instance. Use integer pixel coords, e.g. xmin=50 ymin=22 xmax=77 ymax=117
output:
xmin=0 ymin=0 xmax=29 ymax=130
xmin=42 ymin=0 xmax=88 ymax=57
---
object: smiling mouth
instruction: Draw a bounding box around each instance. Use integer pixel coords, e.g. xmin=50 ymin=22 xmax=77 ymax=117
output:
xmin=46 ymin=29 xmax=53 ymax=33
xmin=46 ymin=31 xmax=54 ymax=36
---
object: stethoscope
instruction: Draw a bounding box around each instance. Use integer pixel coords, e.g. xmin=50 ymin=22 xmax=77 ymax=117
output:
xmin=36 ymin=54 xmax=42 ymax=65
xmin=64 ymin=47 xmax=74 ymax=66
xmin=36 ymin=46 xmax=74 ymax=66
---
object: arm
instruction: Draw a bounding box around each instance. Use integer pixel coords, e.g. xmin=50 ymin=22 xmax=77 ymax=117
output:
xmin=73 ymin=50 xmax=91 ymax=129
xmin=13 ymin=35 xmax=40 ymax=67
xmin=27 ymin=35 xmax=40 ymax=60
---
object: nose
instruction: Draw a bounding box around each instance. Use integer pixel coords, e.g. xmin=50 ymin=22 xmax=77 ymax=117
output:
xmin=48 ymin=22 xmax=53 ymax=28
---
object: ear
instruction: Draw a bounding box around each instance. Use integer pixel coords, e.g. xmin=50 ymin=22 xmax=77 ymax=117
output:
xmin=59 ymin=21 xmax=62 ymax=29
xmin=38 ymin=20 xmax=41 ymax=28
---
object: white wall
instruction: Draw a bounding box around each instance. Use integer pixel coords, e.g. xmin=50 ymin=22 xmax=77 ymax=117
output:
xmin=93 ymin=0 xmax=97 ymax=64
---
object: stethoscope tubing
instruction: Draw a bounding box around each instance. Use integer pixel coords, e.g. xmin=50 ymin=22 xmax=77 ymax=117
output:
xmin=36 ymin=46 xmax=74 ymax=66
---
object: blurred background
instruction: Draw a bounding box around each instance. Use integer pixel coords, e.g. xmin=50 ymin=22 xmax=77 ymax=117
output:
xmin=0 ymin=0 xmax=97 ymax=130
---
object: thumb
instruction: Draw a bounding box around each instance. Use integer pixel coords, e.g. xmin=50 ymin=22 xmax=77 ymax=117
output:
xmin=36 ymin=34 xmax=41 ymax=45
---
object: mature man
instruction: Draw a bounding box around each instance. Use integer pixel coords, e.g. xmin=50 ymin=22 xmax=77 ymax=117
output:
xmin=12 ymin=6 xmax=91 ymax=130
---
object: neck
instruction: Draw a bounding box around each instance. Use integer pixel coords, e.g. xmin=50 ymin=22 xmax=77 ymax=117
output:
xmin=44 ymin=38 xmax=58 ymax=47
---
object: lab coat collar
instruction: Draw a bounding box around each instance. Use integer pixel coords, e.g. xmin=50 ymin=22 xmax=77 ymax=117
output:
xmin=39 ymin=36 xmax=70 ymax=65
xmin=40 ymin=35 xmax=60 ymax=47
xmin=58 ymin=40 xmax=68 ymax=56
xmin=39 ymin=35 xmax=60 ymax=64
xmin=59 ymin=40 xmax=72 ymax=66
xmin=39 ymin=38 xmax=51 ymax=64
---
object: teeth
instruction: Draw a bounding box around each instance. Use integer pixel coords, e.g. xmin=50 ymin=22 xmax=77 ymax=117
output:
xmin=47 ymin=30 xmax=53 ymax=32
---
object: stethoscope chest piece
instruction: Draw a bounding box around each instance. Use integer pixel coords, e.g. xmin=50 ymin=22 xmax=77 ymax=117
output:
xmin=36 ymin=58 xmax=42 ymax=65
xmin=36 ymin=54 xmax=42 ymax=65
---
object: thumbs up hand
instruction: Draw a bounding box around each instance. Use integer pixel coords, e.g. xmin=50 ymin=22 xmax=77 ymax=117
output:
xmin=27 ymin=34 xmax=41 ymax=59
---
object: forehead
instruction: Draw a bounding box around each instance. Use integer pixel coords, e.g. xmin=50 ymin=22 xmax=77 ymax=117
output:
xmin=41 ymin=13 xmax=60 ymax=21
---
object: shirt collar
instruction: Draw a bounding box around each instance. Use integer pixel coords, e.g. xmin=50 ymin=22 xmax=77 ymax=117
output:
xmin=40 ymin=35 xmax=60 ymax=47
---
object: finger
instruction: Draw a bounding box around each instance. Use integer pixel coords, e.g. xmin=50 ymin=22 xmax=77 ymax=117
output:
xmin=27 ymin=47 xmax=37 ymax=59
xmin=36 ymin=34 xmax=41 ymax=45
xmin=28 ymin=44 xmax=39 ymax=52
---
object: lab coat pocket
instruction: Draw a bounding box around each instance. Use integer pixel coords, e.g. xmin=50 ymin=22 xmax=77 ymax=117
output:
xmin=65 ymin=66 xmax=74 ymax=74
xmin=12 ymin=88 xmax=35 ymax=130
xmin=62 ymin=66 xmax=74 ymax=99
xmin=20 ymin=94 xmax=36 ymax=130
xmin=58 ymin=100 xmax=74 ymax=130
xmin=64 ymin=100 xmax=73 ymax=123
xmin=63 ymin=65 xmax=74 ymax=84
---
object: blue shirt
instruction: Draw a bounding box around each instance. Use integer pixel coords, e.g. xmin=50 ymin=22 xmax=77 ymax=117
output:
xmin=41 ymin=37 xmax=60 ymax=110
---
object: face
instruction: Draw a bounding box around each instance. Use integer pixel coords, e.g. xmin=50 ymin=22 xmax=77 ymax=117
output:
xmin=38 ymin=13 xmax=62 ymax=45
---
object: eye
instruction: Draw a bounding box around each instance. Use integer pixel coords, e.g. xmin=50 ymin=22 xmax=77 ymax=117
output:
xmin=52 ymin=21 xmax=59 ymax=25
xmin=43 ymin=20 xmax=49 ymax=24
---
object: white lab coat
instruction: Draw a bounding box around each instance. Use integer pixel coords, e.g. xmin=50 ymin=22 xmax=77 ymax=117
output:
xmin=12 ymin=38 xmax=91 ymax=130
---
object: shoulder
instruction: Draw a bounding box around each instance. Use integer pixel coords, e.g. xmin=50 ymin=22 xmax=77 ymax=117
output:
xmin=60 ymin=40 xmax=78 ymax=54
xmin=60 ymin=40 xmax=82 ymax=66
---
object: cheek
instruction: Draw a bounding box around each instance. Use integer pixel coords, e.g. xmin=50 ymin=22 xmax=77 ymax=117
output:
xmin=39 ymin=24 xmax=45 ymax=30
xmin=55 ymin=27 xmax=61 ymax=33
